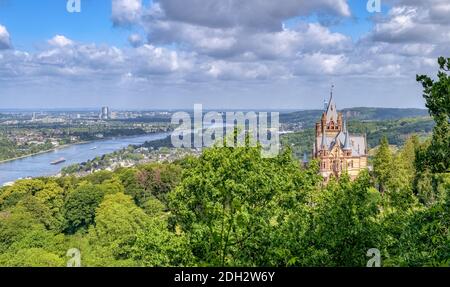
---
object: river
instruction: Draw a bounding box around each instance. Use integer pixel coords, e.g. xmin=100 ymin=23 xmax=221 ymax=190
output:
xmin=0 ymin=132 xmax=169 ymax=186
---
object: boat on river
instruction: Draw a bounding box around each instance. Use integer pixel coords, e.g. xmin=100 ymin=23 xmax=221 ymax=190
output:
xmin=51 ymin=158 xmax=66 ymax=165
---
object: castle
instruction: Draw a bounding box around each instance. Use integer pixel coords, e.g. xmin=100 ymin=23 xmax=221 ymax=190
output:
xmin=313 ymin=88 xmax=368 ymax=181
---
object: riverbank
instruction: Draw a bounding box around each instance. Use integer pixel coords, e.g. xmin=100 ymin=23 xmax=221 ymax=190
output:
xmin=0 ymin=132 xmax=171 ymax=186
xmin=0 ymin=131 xmax=170 ymax=165
xmin=0 ymin=142 xmax=88 ymax=164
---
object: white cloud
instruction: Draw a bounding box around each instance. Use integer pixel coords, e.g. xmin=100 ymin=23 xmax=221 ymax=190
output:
xmin=246 ymin=23 xmax=352 ymax=60
xmin=112 ymin=0 xmax=142 ymax=26
xmin=128 ymin=34 xmax=143 ymax=47
xmin=203 ymin=60 xmax=283 ymax=81
xmin=293 ymin=53 xmax=348 ymax=75
xmin=48 ymin=35 xmax=74 ymax=47
xmin=370 ymin=2 xmax=450 ymax=44
xmin=132 ymin=44 xmax=193 ymax=75
xmin=0 ymin=24 xmax=12 ymax=50
xmin=0 ymin=34 xmax=196 ymax=84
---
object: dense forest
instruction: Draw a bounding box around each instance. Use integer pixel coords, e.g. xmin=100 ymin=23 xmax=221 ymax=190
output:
xmin=0 ymin=58 xmax=448 ymax=267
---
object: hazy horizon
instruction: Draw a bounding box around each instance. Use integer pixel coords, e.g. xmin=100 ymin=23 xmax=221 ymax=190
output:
xmin=0 ymin=106 xmax=430 ymax=112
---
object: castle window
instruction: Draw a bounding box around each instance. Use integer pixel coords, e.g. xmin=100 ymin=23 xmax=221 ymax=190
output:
xmin=348 ymin=160 xmax=353 ymax=168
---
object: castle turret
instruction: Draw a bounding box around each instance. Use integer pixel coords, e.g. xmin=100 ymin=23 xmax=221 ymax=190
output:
xmin=321 ymin=125 xmax=328 ymax=151
xmin=343 ymin=130 xmax=351 ymax=150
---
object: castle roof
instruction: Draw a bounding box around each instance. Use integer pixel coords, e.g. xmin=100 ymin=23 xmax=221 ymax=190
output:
xmin=343 ymin=120 xmax=352 ymax=150
xmin=316 ymin=133 xmax=367 ymax=157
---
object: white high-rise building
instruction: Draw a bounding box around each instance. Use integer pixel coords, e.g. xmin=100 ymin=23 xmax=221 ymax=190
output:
xmin=100 ymin=106 xmax=111 ymax=120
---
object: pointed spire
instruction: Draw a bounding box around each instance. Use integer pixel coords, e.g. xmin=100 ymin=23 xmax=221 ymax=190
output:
xmin=343 ymin=118 xmax=352 ymax=151
xmin=328 ymin=84 xmax=334 ymax=108
xmin=324 ymin=84 xmax=334 ymax=111
xmin=325 ymin=84 xmax=338 ymax=123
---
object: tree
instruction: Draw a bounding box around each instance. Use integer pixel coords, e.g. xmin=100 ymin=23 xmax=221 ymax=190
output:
xmin=85 ymin=192 xmax=192 ymax=267
xmin=97 ymin=178 xmax=125 ymax=195
xmin=63 ymin=183 xmax=105 ymax=234
xmin=33 ymin=181 xmax=65 ymax=231
xmin=168 ymin=146 xmax=320 ymax=266
xmin=136 ymin=163 xmax=182 ymax=204
xmin=373 ymin=136 xmax=393 ymax=193
xmin=131 ymin=219 xmax=193 ymax=267
xmin=0 ymin=179 xmax=45 ymax=208
xmin=84 ymin=170 xmax=114 ymax=184
xmin=0 ymin=206 xmax=44 ymax=254
xmin=115 ymin=168 xmax=144 ymax=205
xmin=0 ymin=248 xmax=64 ymax=267
xmin=88 ymin=193 xmax=150 ymax=259
xmin=398 ymin=135 xmax=419 ymax=182
xmin=391 ymin=175 xmax=450 ymax=266
xmin=416 ymin=57 xmax=450 ymax=173
xmin=381 ymin=136 xmax=419 ymax=210
xmin=308 ymin=172 xmax=383 ymax=267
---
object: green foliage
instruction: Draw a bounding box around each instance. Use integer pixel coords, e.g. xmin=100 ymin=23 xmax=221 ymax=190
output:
xmin=136 ymin=163 xmax=182 ymax=204
xmin=0 ymin=136 xmax=54 ymax=162
xmin=373 ymin=137 xmax=393 ymax=193
xmin=0 ymin=205 xmax=66 ymax=267
xmin=280 ymin=129 xmax=315 ymax=159
xmin=416 ymin=56 xmax=450 ymax=173
xmin=0 ymin=179 xmax=45 ymax=208
xmin=63 ymin=183 xmax=105 ymax=234
xmin=131 ymin=219 xmax=193 ymax=267
xmin=389 ymin=177 xmax=450 ymax=266
xmin=0 ymin=248 xmax=65 ymax=267
xmin=88 ymin=193 xmax=150 ymax=259
xmin=168 ymin=146 xmax=320 ymax=266
xmin=311 ymin=172 xmax=382 ymax=266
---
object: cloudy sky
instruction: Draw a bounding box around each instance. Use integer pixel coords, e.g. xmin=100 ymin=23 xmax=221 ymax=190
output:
xmin=0 ymin=0 xmax=448 ymax=109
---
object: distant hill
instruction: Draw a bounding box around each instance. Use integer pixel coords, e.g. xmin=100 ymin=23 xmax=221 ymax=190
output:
xmin=340 ymin=107 xmax=429 ymax=121
xmin=280 ymin=107 xmax=429 ymax=128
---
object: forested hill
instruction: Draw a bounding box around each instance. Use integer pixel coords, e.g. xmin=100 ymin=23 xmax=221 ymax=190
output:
xmin=341 ymin=108 xmax=429 ymax=121
xmin=280 ymin=107 xmax=429 ymax=127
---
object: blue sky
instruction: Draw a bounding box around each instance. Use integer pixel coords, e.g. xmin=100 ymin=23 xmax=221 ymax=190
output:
xmin=0 ymin=0 xmax=447 ymax=109
xmin=0 ymin=0 xmax=130 ymax=49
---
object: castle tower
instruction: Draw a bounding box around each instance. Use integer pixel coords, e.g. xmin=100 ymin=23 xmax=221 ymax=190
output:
xmin=313 ymin=86 xmax=368 ymax=181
